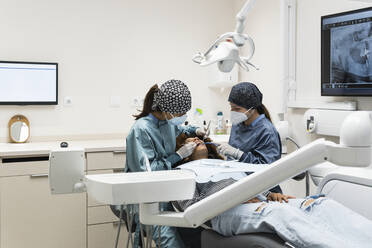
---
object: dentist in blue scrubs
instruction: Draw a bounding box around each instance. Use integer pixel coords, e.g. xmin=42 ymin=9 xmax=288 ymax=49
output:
xmin=126 ymin=79 xmax=206 ymax=248
xmin=217 ymin=82 xmax=283 ymax=195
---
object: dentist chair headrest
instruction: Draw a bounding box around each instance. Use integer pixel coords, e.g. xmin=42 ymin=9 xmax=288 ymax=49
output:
xmin=340 ymin=111 xmax=372 ymax=147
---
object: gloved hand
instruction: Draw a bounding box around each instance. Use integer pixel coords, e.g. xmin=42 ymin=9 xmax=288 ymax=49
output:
xmin=196 ymin=127 xmax=210 ymax=138
xmin=217 ymin=143 xmax=244 ymax=160
xmin=176 ymin=142 xmax=197 ymax=159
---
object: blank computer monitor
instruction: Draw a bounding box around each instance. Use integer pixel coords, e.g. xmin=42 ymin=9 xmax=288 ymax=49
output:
xmin=0 ymin=61 xmax=58 ymax=105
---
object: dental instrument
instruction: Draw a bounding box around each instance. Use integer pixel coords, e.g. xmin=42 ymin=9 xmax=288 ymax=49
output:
xmin=203 ymin=121 xmax=211 ymax=141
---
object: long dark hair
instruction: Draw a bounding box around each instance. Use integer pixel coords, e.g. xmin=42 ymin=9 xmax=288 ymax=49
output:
xmin=133 ymin=84 xmax=160 ymax=120
xmin=256 ymin=104 xmax=272 ymax=122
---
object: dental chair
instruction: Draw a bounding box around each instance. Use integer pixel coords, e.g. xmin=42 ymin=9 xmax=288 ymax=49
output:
xmin=201 ymin=230 xmax=288 ymax=248
xmin=50 ymin=112 xmax=372 ymax=248
xmin=199 ymin=179 xmax=304 ymax=248
xmin=200 ymin=140 xmax=305 ymax=248
xmin=316 ymin=166 xmax=372 ymax=221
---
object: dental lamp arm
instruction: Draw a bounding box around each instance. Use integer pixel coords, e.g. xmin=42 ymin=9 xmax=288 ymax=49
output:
xmin=196 ymin=0 xmax=257 ymax=59
xmin=235 ymin=0 xmax=257 ymax=34
xmin=192 ymin=0 xmax=257 ymax=72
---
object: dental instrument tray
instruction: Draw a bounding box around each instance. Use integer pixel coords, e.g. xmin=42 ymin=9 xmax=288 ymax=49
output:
xmin=85 ymin=170 xmax=196 ymax=205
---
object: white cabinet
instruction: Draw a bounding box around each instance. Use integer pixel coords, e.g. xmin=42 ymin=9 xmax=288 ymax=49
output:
xmin=0 ymin=142 xmax=126 ymax=248
xmin=0 ymin=166 xmax=86 ymax=248
xmin=86 ymin=152 xmax=127 ymax=248
xmin=88 ymin=222 xmax=128 ymax=248
xmin=86 ymin=151 xmax=126 ymax=171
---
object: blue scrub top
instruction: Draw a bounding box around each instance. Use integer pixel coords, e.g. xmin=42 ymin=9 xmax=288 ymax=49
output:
xmin=125 ymin=114 xmax=197 ymax=172
xmin=229 ymin=114 xmax=282 ymax=193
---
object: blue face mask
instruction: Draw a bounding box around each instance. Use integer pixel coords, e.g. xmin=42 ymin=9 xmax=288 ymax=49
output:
xmin=168 ymin=114 xmax=187 ymax=126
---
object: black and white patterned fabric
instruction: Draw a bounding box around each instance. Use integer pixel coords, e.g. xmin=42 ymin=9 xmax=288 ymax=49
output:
xmin=228 ymin=82 xmax=263 ymax=110
xmin=152 ymin=79 xmax=192 ymax=114
xmin=173 ymin=178 xmax=237 ymax=212
xmin=172 ymin=177 xmax=271 ymax=212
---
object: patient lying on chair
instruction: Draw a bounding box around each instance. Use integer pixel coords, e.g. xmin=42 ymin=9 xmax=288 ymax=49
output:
xmin=174 ymin=135 xmax=372 ymax=248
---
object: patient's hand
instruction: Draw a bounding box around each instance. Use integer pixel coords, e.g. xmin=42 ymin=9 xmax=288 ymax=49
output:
xmin=267 ymin=193 xmax=295 ymax=203
xmin=244 ymin=197 xmax=261 ymax=204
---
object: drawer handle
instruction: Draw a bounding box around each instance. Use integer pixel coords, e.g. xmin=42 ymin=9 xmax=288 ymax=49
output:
xmin=30 ymin=173 xmax=49 ymax=178
xmin=113 ymin=221 xmax=127 ymax=227
xmin=113 ymin=168 xmax=124 ymax=173
xmin=113 ymin=151 xmax=125 ymax=154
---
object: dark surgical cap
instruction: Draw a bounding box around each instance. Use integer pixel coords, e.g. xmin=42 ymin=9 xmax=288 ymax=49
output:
xmin=152 ymin=79 xmax=192 ymax=114
xmin=228 ymin=82 xmax=263 ymax=109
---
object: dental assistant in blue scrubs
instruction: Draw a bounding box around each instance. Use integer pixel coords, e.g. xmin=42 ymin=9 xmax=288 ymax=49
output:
xmin=217 ymin=82 xmax=283 ymax=195
xmin=125 ymin=79 xmax=206 ymax=248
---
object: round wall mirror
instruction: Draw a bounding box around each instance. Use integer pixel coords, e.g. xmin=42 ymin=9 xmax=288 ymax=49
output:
xmin=8 ymin=115 xmax=30 ymax=143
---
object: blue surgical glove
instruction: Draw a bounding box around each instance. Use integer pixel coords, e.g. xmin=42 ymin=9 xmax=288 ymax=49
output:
xmin=217 ymin=143 xmax=244 ymax=160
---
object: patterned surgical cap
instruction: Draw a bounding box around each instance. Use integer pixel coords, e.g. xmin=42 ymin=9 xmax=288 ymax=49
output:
xmin=152 ymin=79 xmax=192 ymax=114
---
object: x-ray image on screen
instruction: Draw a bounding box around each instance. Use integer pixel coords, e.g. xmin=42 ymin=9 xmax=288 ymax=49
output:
xmin=322 ymin=7 xmax=372 ymax=96
xmin=330 ymin=22 xmax=372 ymax=84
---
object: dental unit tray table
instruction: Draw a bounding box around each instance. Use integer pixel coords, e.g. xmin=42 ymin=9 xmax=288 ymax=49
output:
xmin=85 ymin=170 xmax=196 ymax=205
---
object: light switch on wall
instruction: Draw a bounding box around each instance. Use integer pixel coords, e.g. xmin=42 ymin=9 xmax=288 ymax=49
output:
xmin=131 ymin=97 xmax=144 ymax=109
xmin=110 ymin=96 xmax=121 ymax=108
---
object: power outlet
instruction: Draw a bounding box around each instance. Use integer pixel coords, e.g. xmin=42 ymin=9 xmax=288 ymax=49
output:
xmin=64 ymin=96 xmax=73 ymax=106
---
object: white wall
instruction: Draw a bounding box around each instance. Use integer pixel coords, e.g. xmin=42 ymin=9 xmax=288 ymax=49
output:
xmin=0 ymin=0 xmax=235 ymax=141
xmin=233 ymin=0 xmax=282 ymax=124
xmin=235 ymin=0 xmax=372 ymax=197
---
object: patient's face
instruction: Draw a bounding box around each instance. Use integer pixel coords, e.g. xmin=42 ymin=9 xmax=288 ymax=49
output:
xmin=185 ymin=137 xmax=208 ymax=160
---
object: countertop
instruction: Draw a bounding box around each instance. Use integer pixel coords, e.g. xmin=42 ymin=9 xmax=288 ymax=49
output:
xmin=0 ymin=139 xmax=126 ymax=157
xmin=0 ymin=135 xmax=228 ymax=158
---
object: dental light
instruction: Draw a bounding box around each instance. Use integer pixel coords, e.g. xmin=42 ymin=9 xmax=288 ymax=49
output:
xmin=192 ymin=0 xmax=258 ymax=73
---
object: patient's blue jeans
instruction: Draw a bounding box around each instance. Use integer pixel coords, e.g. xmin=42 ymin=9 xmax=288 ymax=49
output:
xmin=211 ymin=197 xmax=372 ymax=248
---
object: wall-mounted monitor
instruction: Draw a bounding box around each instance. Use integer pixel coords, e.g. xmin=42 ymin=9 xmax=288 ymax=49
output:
xmin=0 ymin=61 xmax=58 ymax=105
xmin=321 ymin=7 xmax=372 ymax=96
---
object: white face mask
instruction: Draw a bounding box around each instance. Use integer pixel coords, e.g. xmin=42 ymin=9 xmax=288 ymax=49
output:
xmin=230 ymin=108 xmax=253 ymax=125
xmin=168 ymin=114 xmax=187 ymax=126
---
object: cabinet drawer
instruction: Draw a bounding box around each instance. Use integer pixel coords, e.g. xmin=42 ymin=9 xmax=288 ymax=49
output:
xmin=87 ymin=170 xmax=114 ymax=207
xmin=0 ymin=159 xmax=49 ymax=177
xmin=88 ymin=222 xmax=128 ymax=248
xmin=88 ymin=205 xmax=118 ymax=225
xmin=1 ymin=175 xmax=86 ymax=248
xmin=86 ymin=151 xmax=125 ymax=171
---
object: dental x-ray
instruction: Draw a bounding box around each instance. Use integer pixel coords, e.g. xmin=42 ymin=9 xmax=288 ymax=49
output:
xmin=321 ymin=7 xmax=372 ymax=96
xmin=331 ymin=22 xmax=372 ymax=84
